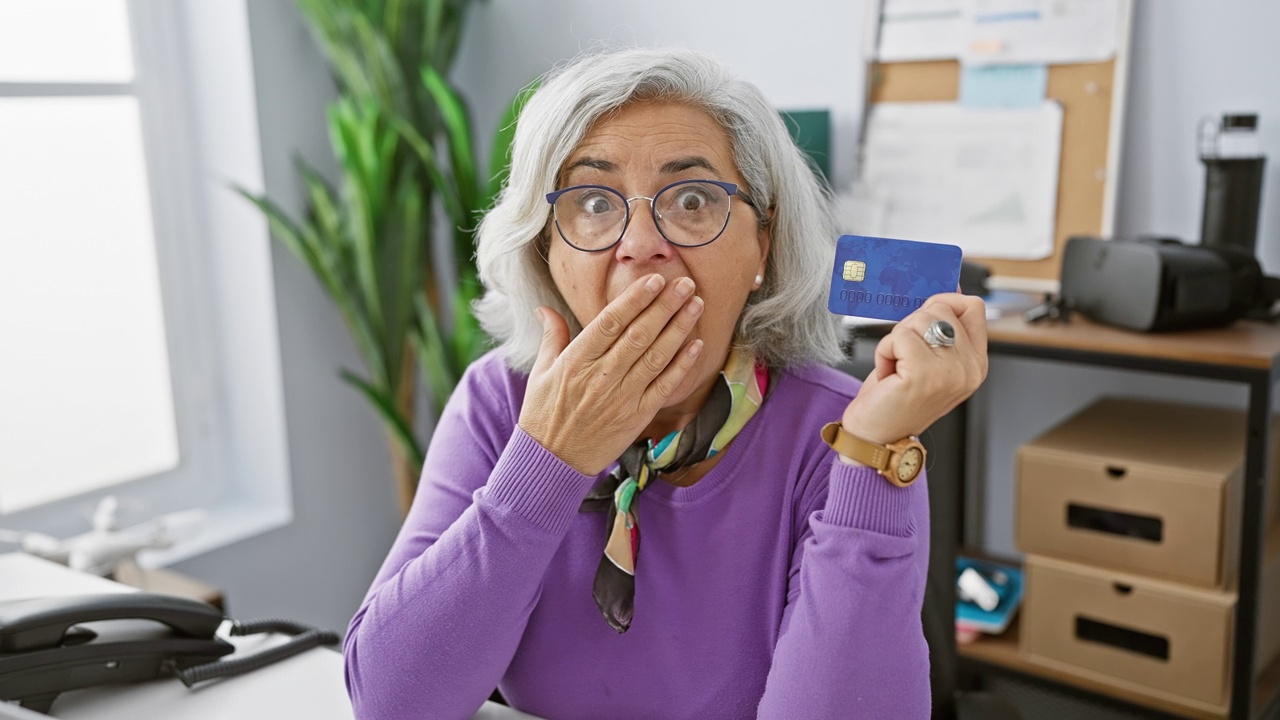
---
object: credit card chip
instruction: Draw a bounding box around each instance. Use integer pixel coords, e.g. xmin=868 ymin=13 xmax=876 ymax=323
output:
xmin=842 ymin=260 xmax=866 ymax=282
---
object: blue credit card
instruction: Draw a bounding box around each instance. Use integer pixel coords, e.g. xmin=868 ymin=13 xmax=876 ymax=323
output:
xmin=827 ymin=235 xmax=963 ymax=321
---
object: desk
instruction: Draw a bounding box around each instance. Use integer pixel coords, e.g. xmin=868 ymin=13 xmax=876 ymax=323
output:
xmin=0 ymin=553 xmax=539 ymax=720
xmin=959 ymin=316 xmax=1280 ymax=719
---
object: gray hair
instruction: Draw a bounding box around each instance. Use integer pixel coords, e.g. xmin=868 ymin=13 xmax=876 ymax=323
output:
xmin=473 ymin=46 xmax=843 ymax=372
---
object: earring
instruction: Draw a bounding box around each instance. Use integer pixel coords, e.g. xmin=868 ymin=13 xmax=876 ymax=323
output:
xmin=754 ymin=274 xmax=763 ymax=287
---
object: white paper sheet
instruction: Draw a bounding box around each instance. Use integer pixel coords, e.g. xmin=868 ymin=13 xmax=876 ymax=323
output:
xmin=961 ymin=0 xmax=1121 ymax=65
xmin=875 ymin=0 xmax=1121 ymax=65
xmin=877 ymin=0 xmax=964 ymax=62
xmin=857 ymin=101 xmax=1063 ymax=260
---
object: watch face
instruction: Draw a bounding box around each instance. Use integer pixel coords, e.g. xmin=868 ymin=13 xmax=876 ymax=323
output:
xmin=896 ymin=447 xmax=923 ymax=482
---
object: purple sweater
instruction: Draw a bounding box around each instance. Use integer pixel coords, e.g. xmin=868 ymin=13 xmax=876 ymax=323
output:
xmin=344 ymin=351 xmax=930 ymax=719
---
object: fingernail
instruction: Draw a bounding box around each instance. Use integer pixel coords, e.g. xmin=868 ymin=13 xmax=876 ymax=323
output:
xmin=688 ymin=339 xmax=704 ymax=357
xmin=686 ymin=296 xmax=704 ymax=316
xmin=675 ymin=277 xmax=695 ymax=298
xmin=646 ymin=275 xmax=665 ymax=292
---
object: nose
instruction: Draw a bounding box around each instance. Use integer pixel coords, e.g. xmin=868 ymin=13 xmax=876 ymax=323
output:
xmin=615 ymin=198 xmax=674 ymax=264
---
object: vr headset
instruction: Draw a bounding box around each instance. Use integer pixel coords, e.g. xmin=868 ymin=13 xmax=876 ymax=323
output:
xmin=1059 ymin=235 xmax=1275 ymax=332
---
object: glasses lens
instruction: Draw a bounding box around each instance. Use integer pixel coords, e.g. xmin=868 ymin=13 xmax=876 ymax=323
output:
xmin=553 ymin=186 xmax=627 ymax=251
xmin=653 ymin=181 xmax=732 ymax=247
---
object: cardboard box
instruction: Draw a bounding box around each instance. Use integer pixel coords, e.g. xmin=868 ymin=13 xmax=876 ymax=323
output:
xmin=1021 ymin=543 xmax=1280 ymax=713
xmin=1016 ymin=397 xmax=1280 ymax=589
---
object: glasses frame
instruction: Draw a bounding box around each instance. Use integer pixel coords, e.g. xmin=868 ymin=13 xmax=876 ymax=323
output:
xmin=545 ymin=178 xmax=760 ymax=253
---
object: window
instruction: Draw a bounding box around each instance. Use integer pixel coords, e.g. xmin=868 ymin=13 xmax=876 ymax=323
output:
xmin=0 ymin=0 xmax=291 ymax=560
xmin=0 ymin=1 xmax=182 ymax=513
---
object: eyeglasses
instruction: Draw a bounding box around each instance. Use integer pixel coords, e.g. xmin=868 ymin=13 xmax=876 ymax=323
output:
xmin=545 ymin=179 xmax=760 ymax=252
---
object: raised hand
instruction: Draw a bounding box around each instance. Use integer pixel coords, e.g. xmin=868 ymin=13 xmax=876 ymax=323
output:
xmin=519 ymin=274 xmax=705 ymax=476
xmin=841 ymin=293 xmax=989 ymax=445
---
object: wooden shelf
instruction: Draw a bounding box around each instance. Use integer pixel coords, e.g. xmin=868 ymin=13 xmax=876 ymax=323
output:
xmin=986 ymin=315 xmax=1280 ymax=371
xmin=959 ymin=613 xmax=1280 ymax=719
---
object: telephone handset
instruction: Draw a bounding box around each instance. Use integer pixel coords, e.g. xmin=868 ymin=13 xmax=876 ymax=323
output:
xmin=0 ymin=593 xmax=338 ymax=713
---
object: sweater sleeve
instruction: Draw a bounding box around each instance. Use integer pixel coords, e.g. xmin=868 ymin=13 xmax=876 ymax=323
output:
xmin=756 ymin=457 xmax=931 ymax=719
xmin=342 ymin=360 xmax=597 ymax=720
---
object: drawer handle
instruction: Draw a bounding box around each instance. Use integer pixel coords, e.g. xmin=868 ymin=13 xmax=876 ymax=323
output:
xmin=1105 ymin=465 xmax=1127 ymax=479
xmin=1066 ymin=503 xmax=1164 ymax=543
xmin=1113 ymin=583 xmax=1133 ymax=595
xmin=1076 ymin=615 xmax=1169 ymax=660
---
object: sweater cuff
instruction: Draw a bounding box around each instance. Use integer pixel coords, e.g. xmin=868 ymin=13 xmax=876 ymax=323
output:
xmin=481 ymin=426 xmax=597 ymax=535
xmin=822 ymin=459 xmax=918 ymax=537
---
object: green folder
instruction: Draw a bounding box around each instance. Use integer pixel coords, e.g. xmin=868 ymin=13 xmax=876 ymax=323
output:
xmin=779 ymin=109 xmax=831 ymax=185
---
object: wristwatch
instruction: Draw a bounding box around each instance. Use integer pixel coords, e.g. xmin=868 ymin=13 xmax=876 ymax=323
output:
xmin=820 ymin=422 xmax=926 ymax=487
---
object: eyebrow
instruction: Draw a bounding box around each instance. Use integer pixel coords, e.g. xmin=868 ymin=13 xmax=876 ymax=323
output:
xmin=562 ymin=155 xmax=722 ymax=177
xmin=564 ymin=157 xmax=619 ymax=173
xmin=660 ymin=156 xmax=720 ymax=175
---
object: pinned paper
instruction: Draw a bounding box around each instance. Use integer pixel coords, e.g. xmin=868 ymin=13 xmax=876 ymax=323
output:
xmin=860 ymin=102 xmax=1063 ymax=260
xmin=958 ymin=0 xmax=1121 ymax=66
xmin=960 ymin=64 xmax=1048 ymax=108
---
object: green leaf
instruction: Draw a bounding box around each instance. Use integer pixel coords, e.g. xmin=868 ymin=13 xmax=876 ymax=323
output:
xmin=327 ymin=101 xmax=391 ymax=350
xmin=391 ymin=114 xmax=466 ymax=229
xmin=421 ymin=66 xmax=478 ymax=217
xmin=238 ymin=180 xmax=387 ymax=389
xmin=383 ymin=0 xmax=406 ymax=59
xmin=413 ymin=294 xmax=460 ymax=418
xmin=341 ymin=369 xmax=425 ymax=468
xmin=448 ymin=270 xmax=485 ymax=371
xmin=351 ymin=12 xmax=409 ymax=117
xmin=376 ymin=166 xmax=425 ymax=387
xmin=423 ymin=0 xmax=446 ymax=67
xmin=482 ymin=79 xmax=539 ymax=211
xmin=235 ymin=187 xmax=322 ymax=283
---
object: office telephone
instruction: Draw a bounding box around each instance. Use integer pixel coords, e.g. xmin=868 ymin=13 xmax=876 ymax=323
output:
xmin=0 ymin=592 xmax=338 ymax=714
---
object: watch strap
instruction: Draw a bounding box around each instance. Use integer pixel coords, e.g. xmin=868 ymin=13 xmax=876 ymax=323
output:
xmin=820 ymin=421 xmax=890 ymax=470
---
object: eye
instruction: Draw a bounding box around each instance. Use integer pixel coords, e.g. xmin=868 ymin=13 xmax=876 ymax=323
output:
xmin=673 ymin=187 xmax=711 ymax=212
xmin=577 ymin=191 xmax=617 ymax=216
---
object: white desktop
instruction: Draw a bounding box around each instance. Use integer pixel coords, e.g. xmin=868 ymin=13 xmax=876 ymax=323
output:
xmin=0 ymin=553 xmax=538 ymax=720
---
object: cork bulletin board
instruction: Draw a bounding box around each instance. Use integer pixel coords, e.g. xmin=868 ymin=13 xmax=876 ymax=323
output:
xmin=863 ymin=2 xmax=1134 ymax=286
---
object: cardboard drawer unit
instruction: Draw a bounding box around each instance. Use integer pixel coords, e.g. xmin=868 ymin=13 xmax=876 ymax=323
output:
xmin=1021 ymin=554 xmax=1237 ymax=711
xmin=1021 ymin=550 xmax=1280 ymax=714
xmin=1016 ymin=397 xmax=1279 ymax=589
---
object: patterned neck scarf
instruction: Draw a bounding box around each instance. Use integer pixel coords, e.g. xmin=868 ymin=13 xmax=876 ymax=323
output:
xmin=578 ymin=348 xmax=769 ymax=633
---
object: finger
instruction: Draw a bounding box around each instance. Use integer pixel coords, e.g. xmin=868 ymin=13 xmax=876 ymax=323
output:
xmin=640 ymin=338 xmax=704 ymax=411
xmin=906 ymin=303 xmax=968 ymax=351
xmin=612 ymin=277 xmax=698 ymax=377
xmin=571 ymin=274 xmax=667 ymax=360
xmin=899 ymin=304 xmax=988 ymax=387
xmin=872 ymin=331 xmax=900 ymax=381
xmin=880 ymin=311 xmax=960 ymax=370
xmin=626 ymin=293 xmax=704 ymax=389
xmin=899 ymin=306 xmax=982 ymax=383
xmin=530 ymin=306 xmax=571 ymax=377
xmin=922 ymin=293 xmax=988 ymax=355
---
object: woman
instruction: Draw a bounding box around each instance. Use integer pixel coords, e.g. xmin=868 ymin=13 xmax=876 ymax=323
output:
xmin=344 ymin=47 xmax=987 ymax=720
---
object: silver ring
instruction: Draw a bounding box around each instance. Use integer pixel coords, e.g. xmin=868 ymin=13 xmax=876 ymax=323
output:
xmin=924 ymin=320 xmax=956 ymax=348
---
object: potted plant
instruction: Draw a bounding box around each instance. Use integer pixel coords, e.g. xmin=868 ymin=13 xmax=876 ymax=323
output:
xmin=241 ymin=0 xmax=531 ymax=513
